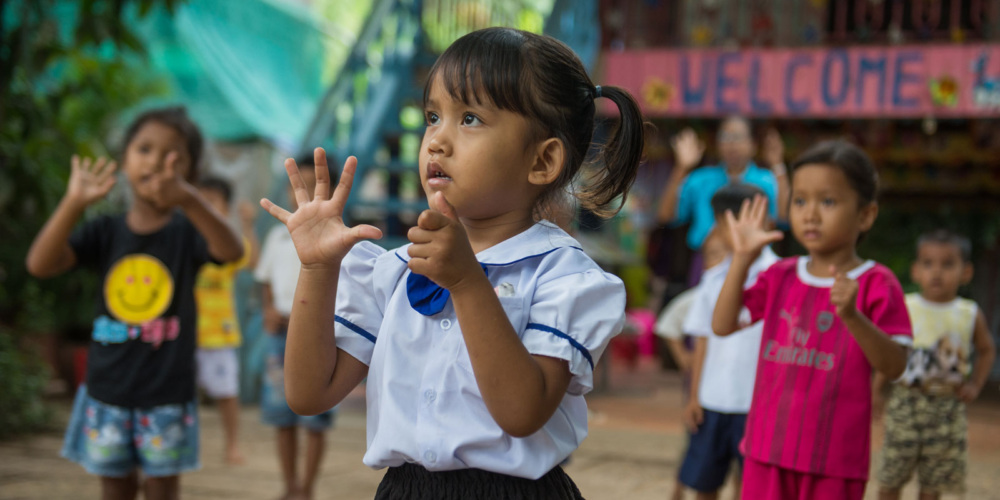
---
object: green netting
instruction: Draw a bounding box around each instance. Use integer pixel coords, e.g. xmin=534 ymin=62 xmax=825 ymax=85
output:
xmin=127 ymin=0 xmax=370 ymax=147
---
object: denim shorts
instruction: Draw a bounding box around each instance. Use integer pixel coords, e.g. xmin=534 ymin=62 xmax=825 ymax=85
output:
xmin=260 ymin=331 xmax=335 ymax=431
xmin=61 ymin=385 xmax=200 ymax=477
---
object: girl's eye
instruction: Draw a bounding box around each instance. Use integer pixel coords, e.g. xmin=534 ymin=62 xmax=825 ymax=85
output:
xmin=462 ymin=113 xmax=482 ymax=126
xmin=138 ymin=145 xmax=151 ymax=154
xmin=822 ymin=198 xmax=836 ymax=206
xmin=792 ymin=198 xmax=805 ymax=206
xmin=425 ymin=112 xmax=439 ymax=126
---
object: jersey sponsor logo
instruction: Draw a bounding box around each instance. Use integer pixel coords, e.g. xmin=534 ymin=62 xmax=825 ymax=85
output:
xmin=765 ymin=307 xmax=836 ymax=370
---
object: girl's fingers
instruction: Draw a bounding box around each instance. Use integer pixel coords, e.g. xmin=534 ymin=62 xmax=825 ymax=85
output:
xmin=284 ymin=158 xmax=312 ymax=209
xmin=737 ymin=198 xmax=752 ymax=221
xmin=763 ymin=230 xmax=784 ymax=245
xmin=81 ymin=156 xmax=93 ymax=173
xmin=163 ymin=152 xmax=178 ymax=179
xmin=348 ymin=223 xmax=383 ymax=243
xmin=407 ymin=226 xmax=433 ymax=245
xmin=95 ymin=158 xmax=117 ymax=179
xmin=312 ymin=148 xmax=331 ymax=201
xmin=329 ymin=156 xmax=358 ymax=211
xmin=260 ymin=198 xmax=291 ymax=225
xmin=71 ymin=155 xmax=81 ymax=173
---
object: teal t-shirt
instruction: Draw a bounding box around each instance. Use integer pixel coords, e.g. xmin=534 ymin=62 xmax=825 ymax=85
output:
xmin=672 ymin=162 xmax=779 ymax=250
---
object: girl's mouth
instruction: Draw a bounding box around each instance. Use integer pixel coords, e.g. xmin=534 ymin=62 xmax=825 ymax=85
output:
xmin=426 ymin=162 xmax=451 ymax=188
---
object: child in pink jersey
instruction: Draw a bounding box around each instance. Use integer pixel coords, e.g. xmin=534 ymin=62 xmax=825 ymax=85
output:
xmin=711 ymin=140 xmax=913 ymax=500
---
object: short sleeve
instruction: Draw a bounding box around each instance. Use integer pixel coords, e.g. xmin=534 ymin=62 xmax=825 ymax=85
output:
xmin=655 ymin=290 xmax=694 ymax=340
xmin=254 ymin=227 xmax=281 ymax=284
xmin=522 ymin=270 xmax=625 ymax=396
xmin=743 ymin=266 xmax=773 ymax=323
xmin=68 ymin=216 xmax=111 ymax=270
xmin=862 ymin=269 xmax=913 ymax=346
xmin=333 ymin=242 xmax=387 ymax=365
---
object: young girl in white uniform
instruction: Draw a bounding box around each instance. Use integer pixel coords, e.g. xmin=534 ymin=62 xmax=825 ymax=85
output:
xmin=260 ymin=27 xmax=646 ymax=499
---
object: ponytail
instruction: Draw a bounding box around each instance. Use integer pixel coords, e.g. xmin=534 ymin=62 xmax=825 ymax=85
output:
xmin=576 ymin=85 xmax=646 ymax=218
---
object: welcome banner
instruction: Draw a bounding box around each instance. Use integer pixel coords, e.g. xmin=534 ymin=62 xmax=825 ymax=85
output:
xmin=602 ymin=45 xmax=1000 ymax=118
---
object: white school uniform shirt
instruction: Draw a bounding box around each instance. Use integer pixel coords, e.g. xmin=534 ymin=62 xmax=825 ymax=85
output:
xmin=682 ymin=247 xmax=779 ymax=414
xmin=255 ymin=225 xmax=301 ymax=316
xmin=334 ymin=220 xmax=626 ymax=479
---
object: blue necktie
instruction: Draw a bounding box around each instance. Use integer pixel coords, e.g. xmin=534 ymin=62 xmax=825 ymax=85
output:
xmin=406 ymin=264 xmax=488 ymax=316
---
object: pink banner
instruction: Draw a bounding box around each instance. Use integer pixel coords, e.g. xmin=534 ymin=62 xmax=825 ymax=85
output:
xmin=602 ymin=45 xmax=1000 ymax=117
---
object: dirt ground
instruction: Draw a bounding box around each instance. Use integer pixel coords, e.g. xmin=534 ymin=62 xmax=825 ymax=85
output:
xmin=2 ymin=360 xmax=999 ymax=499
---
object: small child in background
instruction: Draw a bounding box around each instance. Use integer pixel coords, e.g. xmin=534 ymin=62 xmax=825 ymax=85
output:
xmin=679 ymin=184 xmax=780 ymax=500
xmin=194 ymin=176 xmax=260 ymax=465
xmin=875 ymin=229 xmax=996 ymax=500
xmin=26 ymin=107 xmax=243 ymax=499
xmin=655 ymin=229 xmax=728 ymax=500
xmin=255 ymin=156 xmax=335 ymax=500
xmin=712 ymin=140 xmax=912 ymax=500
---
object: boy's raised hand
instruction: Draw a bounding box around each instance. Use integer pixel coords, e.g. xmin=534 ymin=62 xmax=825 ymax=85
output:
xmin=829 ymin=266 xmax=859 ymax=320
xmin=406 ymin=191 xmax=480 ymax=291
xmin=261 ymin=149 xmax=383 ymax=268
xmin=725 ymin=194 xmax=783 ymax=257
xmin=66 ymin=155 xmax=117 ymax=206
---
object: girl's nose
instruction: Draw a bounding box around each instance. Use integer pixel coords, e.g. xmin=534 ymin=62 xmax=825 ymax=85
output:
xmin=425 ymin=128 xmax=452 ymax=157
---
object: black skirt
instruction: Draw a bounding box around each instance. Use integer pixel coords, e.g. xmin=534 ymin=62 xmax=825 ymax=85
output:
xmin=374 ymin=462 xmax=585 ymax=500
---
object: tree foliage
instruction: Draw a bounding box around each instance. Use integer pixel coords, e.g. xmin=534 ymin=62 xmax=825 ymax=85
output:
xmin=0 ymin=0 xmax=176 ymax=438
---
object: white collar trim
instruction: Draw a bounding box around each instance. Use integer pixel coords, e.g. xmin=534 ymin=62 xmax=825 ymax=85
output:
xmin=796 ymin=257 xmax=876 ymax=288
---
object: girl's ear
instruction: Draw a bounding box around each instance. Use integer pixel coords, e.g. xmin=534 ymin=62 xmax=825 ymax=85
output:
xmin=528 ymin=137 xmax=565 ymax=187
xmin=858 ymin=201 xmax=878 ymax=232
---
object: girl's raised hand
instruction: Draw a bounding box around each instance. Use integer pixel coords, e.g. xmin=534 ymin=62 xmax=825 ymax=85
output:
xmin=261 ymin=149 xmax=382 ymax=269
xmin=144 ymin=152 xmax=196 ymax=209
xmin=406 ymin=192 xmax=479 ymax=291
xmin=66 ymin=155 xmax=117 ymax=206
xmin=725 ymin=194 xmax=783 ymax=256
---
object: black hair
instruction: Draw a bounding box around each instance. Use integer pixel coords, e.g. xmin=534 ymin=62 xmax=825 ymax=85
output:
xmin=789 ymin=139 xmax=878 ymax=206
xmin=121 ymin=106 xmax=204 ymax=182
xmin=424 ymin=27 xmax=645 ymax=218
xmin=711 ymin=183 xmax=767 ymax=217
xmin=198 ymin=176 xmax=232 ymax=204
xmin=917 ymin=229 xmax=973 ymax=262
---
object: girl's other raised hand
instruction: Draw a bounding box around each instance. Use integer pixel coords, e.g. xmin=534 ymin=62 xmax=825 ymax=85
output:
xmin=66 ymin=155 xmax=117 ymax=207
xmin=725 ymin=194 xmax=783 ymax=257
xmin=141 ymin=152 xmax=197 ymax=209
xmin=406 ymin=191 xmax=479 ymax=291
xmin=260 ymin=148 xmax=383 ymax=269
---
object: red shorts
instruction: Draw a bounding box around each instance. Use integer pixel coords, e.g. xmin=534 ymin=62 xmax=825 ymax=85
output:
xmin=741 ymin=457 xmax=865 ymax=500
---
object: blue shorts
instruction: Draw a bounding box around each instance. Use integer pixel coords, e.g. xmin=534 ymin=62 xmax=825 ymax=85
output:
xmin=679 ymin=409 xmax=747 ymax=492
xmin=61 ymin=386 xmax=199 ymax=478
xmin=260 ymin=332 xmax=335 ymax=431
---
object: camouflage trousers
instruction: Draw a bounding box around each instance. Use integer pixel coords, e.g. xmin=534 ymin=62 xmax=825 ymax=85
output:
xmin=877 ymin=385 xmax=967 ymax=493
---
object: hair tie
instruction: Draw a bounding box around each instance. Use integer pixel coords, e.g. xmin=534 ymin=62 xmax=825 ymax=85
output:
xmin=594 ymin=85 xmax=602 ymax=98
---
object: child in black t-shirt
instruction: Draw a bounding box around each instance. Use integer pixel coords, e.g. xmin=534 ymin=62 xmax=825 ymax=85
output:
xmin=26 ymin=107 xmax=243 ymax=499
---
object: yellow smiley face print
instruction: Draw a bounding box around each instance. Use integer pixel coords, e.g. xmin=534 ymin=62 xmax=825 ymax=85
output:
xmin=104 ymin=254 xmax=174 ymax=325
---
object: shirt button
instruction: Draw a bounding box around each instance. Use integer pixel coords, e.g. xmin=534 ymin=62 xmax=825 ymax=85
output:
xmin=440 ymin=319 xmax=452 ymax=330
xmin=424 ymin=389 xmax=436 ymax=403
xmin=424 ymin=450 xmax=437 ymax=463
